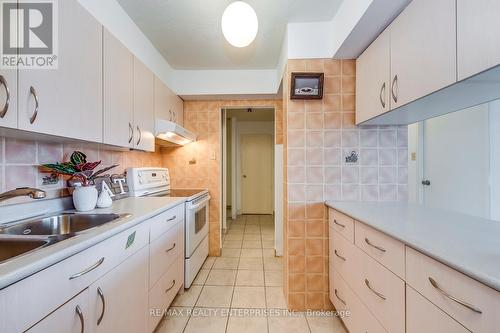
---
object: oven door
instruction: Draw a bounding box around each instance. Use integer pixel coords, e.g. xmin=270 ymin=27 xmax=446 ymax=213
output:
xmin=185 ymin=193 xmax=210 ymax=257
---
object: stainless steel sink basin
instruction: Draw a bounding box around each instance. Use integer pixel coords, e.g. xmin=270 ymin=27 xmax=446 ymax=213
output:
xmin=0 ymin=213 xmax=126 ymax=236
xmin=0 ymin=237 xmax=53 ymax=263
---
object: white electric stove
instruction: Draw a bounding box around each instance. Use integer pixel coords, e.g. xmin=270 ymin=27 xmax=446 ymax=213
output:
xmin=126 ymin=167 xmax=210 ymax=288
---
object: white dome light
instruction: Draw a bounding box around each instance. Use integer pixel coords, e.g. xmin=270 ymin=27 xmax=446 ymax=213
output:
xmin=221 ymin=1 xmax=258 ymax=48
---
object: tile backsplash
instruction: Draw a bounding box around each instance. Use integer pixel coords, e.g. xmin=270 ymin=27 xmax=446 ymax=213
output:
xmin=0 ymin=136 xmax=164 ymax=204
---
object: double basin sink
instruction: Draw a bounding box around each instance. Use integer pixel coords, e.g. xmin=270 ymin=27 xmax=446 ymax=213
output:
xmin=0 ymin=213 xmax=129 ymax=264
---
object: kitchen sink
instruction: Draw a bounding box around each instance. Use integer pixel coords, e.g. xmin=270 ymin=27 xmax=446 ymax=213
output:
xmin=0 ymin=213 xmax=126 ymax=236
xmin=0 ymin=237 xmax=54 ymax=263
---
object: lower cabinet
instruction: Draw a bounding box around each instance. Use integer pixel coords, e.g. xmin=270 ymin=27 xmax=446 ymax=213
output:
xmin=89 ymin=246 xmax=149 ymax=333
xmin=406 ymin=286 xmax=470 ymax=333
xmin=26 ymin=289 xmax=90 ymax=333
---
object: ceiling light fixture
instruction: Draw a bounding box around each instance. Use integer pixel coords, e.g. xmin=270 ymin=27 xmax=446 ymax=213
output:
xmin=221 ymin=1 xmax=258 ymax=48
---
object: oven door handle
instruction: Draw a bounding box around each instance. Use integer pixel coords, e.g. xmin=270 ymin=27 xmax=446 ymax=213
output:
xmin=187 ymin=196 xmax=211 ymax=210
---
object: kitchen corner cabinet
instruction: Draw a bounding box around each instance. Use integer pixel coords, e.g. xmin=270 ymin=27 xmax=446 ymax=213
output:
xmin=133 ymin=58 xmax=155 ymax=152
xmin=356 ymin=31 xmax=390 ymax=124
xmin=389 ymin=0 xmax=456 ymax=108
xmin=89 ymin=246 xmax=149 ymax=333
xmin=103 ymin=29 xmax=134 ymax=148
xmin=457 ymin=0 xmax=500 ymax=81
xmin=18 ymin=0 xmax=103 ymax=142
xmin=154 ymin=77 xmax=184 ymax=126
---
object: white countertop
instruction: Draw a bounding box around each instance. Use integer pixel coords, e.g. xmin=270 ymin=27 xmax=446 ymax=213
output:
xmin=0 ymin=196 xmax=186 ymax=290
xmin=325 ymin=201 xmax=500 ymax=292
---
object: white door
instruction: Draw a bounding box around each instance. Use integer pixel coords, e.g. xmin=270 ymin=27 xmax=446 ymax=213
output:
xmin=241 ymin=134 xmax=273 ymax=214
xmin=390 ymin=0 xmax=456 ymax=108
xmin=133 ymin=58 xmax=155 ymax=152
xmin=103 ymin=29 xmax=134 ymax=148
xmin=423 ymin=104 xmax=490 ymax=218
xmin=356 ymin=29 xmax=391 ymax=124
xmin=457 ymin=0 xmax=500 ymax=80
xmin=26 ymin=289 xmax=89 ymax=333
xmin=18 ymin=0 xmax=102 ymax=142
xmin=89 ymin=247 xmax=149 ymax=333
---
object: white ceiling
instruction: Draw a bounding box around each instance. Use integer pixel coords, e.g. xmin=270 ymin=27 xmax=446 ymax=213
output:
xmin=117 ymin=0 xmax=343 ymax=70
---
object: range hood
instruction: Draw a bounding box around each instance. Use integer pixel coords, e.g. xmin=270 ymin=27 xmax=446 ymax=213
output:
xmin=155 ymin=119 xmax=197 ymax=146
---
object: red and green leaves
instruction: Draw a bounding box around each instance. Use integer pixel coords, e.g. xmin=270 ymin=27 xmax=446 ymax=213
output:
xmin=41 ymin=151 xmax=118 ymax=186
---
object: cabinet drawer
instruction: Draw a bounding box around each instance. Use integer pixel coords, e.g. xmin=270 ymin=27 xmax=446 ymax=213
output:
xmin=353 ymin=247 xmax=405 ymax=333
xmin=1 ymin=222 xmax=149 ymax=332
xmin=355 ymin=221 xmax=405 ymax=279
xmin=331 ymin=269 xmax=387 ymax=333
xmin=150 ymin=204 xmax=184 ymax=242
xmin=149 ymin=257 xmax=183 ymax=332
xmin=26 ymin=289 xmax=89 ymax=333
xmin=329 ymin=209 xmax=354 ymax=243
xmin=330 ymin=228 xmax=357 ymax=284
xmin=149 ymin=221 xmax=183 ymax=287
xmin=407 ymin=286 xmax=470 ymax=333
xmin=406 ymin=247 xmax=500 ymax=333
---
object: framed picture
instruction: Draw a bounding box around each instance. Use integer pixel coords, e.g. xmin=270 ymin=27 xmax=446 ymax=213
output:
xmin=290 ymin=72 xmax=324 ymax=100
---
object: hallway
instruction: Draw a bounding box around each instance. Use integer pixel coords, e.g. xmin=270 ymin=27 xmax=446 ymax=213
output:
xmin=156 ymin=214 xmax=346 ymax=333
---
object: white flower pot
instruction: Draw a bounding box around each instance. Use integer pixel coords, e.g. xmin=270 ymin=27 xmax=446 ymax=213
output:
xmin=72 ymin=185 xmax=98 ymax=212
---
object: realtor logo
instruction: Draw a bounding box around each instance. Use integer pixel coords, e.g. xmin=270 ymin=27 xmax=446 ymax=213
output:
xmin=1 ymin=0 xmax=58 ymax=69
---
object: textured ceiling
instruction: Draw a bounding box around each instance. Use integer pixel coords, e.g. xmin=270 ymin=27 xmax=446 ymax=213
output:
xmin=117 ymin=0 xmax=343 ymax=70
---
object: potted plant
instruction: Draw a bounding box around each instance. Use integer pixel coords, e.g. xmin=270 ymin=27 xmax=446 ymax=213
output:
xmin=41 ymin=151 xmax=118 ymax=211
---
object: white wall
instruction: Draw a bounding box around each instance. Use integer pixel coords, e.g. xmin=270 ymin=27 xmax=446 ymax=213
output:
xmin=489 ymin=100 xmax=500 ymax=220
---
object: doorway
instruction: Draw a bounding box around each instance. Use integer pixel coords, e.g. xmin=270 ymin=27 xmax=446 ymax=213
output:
xmin=221 ymin=107 xmax=282 ymax=256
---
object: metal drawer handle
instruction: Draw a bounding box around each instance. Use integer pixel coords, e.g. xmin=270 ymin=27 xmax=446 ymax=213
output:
xmin=333 ymin=219 xmax=345 ymax=228
xmin=165 ymin=279 xmax=176 ymax=293
xmin=428 ymin=277 xmax=482 ymax=314
xmin=29 ymin=86 xmax=39 ymax=124
xmin=136 ymin=126 xmax=142 ymax=146
xmin=334 ymin=289 xmax=346 ymax=306
xmin=364 ymin=237 xmax=386 ymax=253
xmin=365 ymin=279 xmax=386 ymax=300
xmin=391 ymin=75 xmax=398 ymax=103
xmin=0 ymin=75 xmax=10 ymax=118
xmin=165 ymin=243 xmax=176 ymax=253
xmin=76 ymin=305 xmax=85 ymax=333
xmin=379 ymin=82 xmax=386 ymax=108
xmin=97 ymin=287 xmax=106 ymax=325
xmin=128 ymin=123 xmax=133 ymax=143
xmin=69 ymin=257 xmax=105 ymax=280
xmin=334 ymin=249 xmax=346 ymax=261
xmin=167 ymin=215 xmax=177 ymax=222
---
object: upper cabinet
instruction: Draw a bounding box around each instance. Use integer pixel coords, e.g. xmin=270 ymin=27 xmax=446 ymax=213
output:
xmin=103 ymin=29 xmax=134 ymax=148
xmin=133 ymin=58 xmax=155 ymax=152
xmin=18 ymin=0 xmax=102 ymax=142
xmin=389 ymin=0 xmax=456 ymax=108
xmin=356 ymin=31 xmax=391 ymax=124
xmin=154 ymin=77 xmax=184 ymax=126
xmin=457 ymin=0 xmax=500 ymax=80
xmin=0 ymin=66 xmax=17 ymax=130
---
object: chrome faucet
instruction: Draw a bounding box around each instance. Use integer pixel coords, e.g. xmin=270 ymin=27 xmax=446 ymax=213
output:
xmin=0 ymin=187 xmax=46 ymax=203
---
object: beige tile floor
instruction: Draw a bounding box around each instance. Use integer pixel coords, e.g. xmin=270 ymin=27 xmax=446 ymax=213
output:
xmin=155 ymin=214 xmax=347 ymax=333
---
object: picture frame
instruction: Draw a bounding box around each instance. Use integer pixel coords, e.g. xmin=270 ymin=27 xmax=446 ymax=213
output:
xmin=290 ymin=72 xmax=324 ymax=100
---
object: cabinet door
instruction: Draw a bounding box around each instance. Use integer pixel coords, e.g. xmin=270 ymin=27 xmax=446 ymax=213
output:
xmin=0 ymin=55 xmax=17 ymax=128
xmin=390 ymin=0 xmax=456 ymax=108
xmin=154 ymin=76 xmax=170 ymax=122
xmin=103 ymin=29 xmax=134 ymax=148
xmin=133 ymin=58 xmax=155 ymax=152
xmin=26 ymin=289 xmax=89 ymax=333
xmin=89 ymin=246 xmax=149 ymax=333
xmin=18 ymin=0 xmax=102 ymax=142
xmin=355 ymin=30 xmax=390 ymax=124
xmin=170 ymin=91 xmax=184 ymax=126
xmin=407 ymin=286 xmax=470 ymax=333
xmin=457 ymin=0 xmax=500 ymax=80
